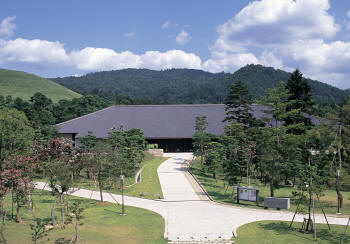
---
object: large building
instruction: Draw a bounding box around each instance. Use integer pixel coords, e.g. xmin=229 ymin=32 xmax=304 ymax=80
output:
xmin=57 ymin=104 xmax=317 ymax=152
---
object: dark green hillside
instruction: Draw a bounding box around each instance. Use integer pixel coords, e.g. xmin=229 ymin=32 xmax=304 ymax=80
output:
xmin=51 ymin=65 xmax=349 ymax=104
xmin=0 ymin=68 xmax=81 ymax=103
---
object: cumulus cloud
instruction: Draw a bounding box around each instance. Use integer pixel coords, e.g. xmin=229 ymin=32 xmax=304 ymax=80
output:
xmin=161 ymin=21 xmax=170 ymax=29
xmin=123 ymin=32 xmax=135 ymax=38
xmin=203 ymin=0 xmax=350 ymax=88
xmin=175 ymin=30 xmax=191 ymax=45
xmin=70 ymin=48 xmax=201 ymax=71
xmin=0 ymin=38 xmax=70 ymax=64
xmin=0 ymin=16 xmax=16 ymax=38
xmin=0 ymin=37 xmax=202 ymax=72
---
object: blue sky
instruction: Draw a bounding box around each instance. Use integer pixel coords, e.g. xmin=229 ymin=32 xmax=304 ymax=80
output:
xmin=1 ymin=0 xmax=350 ymax=89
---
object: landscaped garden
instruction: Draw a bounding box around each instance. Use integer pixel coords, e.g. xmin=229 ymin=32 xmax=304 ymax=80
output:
xmin=73 ymin=153 xmax=168 ymax=199
xmin=190 ymin=158 xmax=350 ymax=216
xmin=1 ymin=191 xmax=166 ymax=244
xmin=234 ymin=220 xmax=349 ymax=244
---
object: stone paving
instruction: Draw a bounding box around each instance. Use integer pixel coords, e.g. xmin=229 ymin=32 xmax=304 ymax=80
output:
xmin=35 ymin=153 xmax=349 ymax=242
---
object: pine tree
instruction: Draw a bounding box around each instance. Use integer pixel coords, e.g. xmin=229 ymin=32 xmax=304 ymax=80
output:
xmin=224 ymin=80 xmax=255 ymax=128
xmin=284 ymin=69 xmax=314 ymax=134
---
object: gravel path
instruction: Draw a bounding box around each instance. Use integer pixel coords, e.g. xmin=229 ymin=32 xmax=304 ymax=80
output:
xmin=35 ymin=153 xmax=349 ymax=242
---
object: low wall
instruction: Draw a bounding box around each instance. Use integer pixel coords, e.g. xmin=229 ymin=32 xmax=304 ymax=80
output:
xmin=148 ymin=149 xmax=164 ymax=157
xmin=264 ymin=197 xmax=290 ymax=209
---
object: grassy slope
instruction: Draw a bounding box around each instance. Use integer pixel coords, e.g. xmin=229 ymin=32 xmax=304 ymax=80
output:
xmin=235 ymin=221 xmax=349 ymax=244
xmin=3 ymin=191 xmax=166 ymax=244
xmin=190 ymin=158 xmax=350 ymax=215
xmin=75 ymin=154 xmax=168 ymax=199
xmin=0 ymin=68 xmax=81 ymax=103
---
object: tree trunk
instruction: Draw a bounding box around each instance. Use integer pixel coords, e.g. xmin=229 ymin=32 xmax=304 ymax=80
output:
xmin=246 ymin=161 xmax=250 ymax=186
xmin=98 ymin=176 xmax=104 ymax=203
xmin=336 ymin=174 xmax=344 ymax=212
xmin=51 ymin=196 xmax=57 ymax=226
xmin=0 ymin=204 xmax=8 ymax=244
xmin=60 ymin=194 xmax=65 ymax=229
xmin=16 ymin=204 xmax=22 ymax=224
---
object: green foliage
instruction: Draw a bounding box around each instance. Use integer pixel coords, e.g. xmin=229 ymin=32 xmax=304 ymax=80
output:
xmin=0 ymin=68 xmax=81 ymax=103
xmin=65 ymin=201 xmax=85 ymax=244
xmin=78 ymin=131 xmax=97 ymax=152
xmin=51 ymin=65 xmax=350 ymax=105
xmin=30 ymin=218 xmax=50 ymax=244
xmin=224 ymin=80 xmax=255 ymax=127
xmin=0 ymin=107 xmax=34 ymax=169
xmin=205 ymin=142 xmax=225 ymax=179
xmin=284 ymin=69 xmax=314 ymax=134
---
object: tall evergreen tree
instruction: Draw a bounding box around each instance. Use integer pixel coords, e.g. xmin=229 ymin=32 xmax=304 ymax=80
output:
xmin=224 ymin=80 xmax=255 ymax=128
xmin=284 ymin=69 xmax=313 ymax=134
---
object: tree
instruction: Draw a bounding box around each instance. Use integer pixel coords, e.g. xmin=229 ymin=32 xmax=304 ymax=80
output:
xmin=259 ymin=83 xmax=303 ymax=196
xmin=224 ymin=80 xmax=255 ymax=128
xmin=284 ymin=69 xmax=314 ymax=134
xmin=30 ymin=218 xmax=50 ymax=244
xmin=65 ymin=201 xmax=85 ymax=244
xmin=0 ymin=108 xmax=34 ymax=170
xmin=220 ymin=121 xmax=247 ymax=186
xmin=35 ymin=138 xmax=75 ymax=227
xmin=193 ymin=116 xmax=215 ymax=168
xmin=205 ymin=142 xmax=225 ymax=179
xmin=327 ymin=97 xmax=350 ymax=212
xmin=88 ymin=142 xmax=111 ymax=203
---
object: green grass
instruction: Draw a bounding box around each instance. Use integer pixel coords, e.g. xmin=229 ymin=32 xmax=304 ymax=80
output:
xmin=235 ymin=221 xmax=349 ymax=244
xmin=0 ymin=68 xmax=81 ymax=103
xmin=190 ymin=158 xmax=350 ymax=216
xmin=74 ymin=154 xmax=169 ymax=199
xmin=1 ymin=191 xmax=166 ymax=244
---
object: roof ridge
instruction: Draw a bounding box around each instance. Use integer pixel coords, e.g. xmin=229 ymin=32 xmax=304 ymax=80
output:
xmin=56 ymin=105 xmax=115 ymax=126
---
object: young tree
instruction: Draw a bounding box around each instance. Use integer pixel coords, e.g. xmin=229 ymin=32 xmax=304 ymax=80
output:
xmin=65 ymin=201 xmax=85 ymax=244
xmin=221 ymin=121 xmax=247 ymax=186
xmin=193 ymin=116 xmax=215 ymax=168
xmin=205 ymin=142 xmax=225 ymax=179
xmin=327 ymin=97 xmax=350 ymax=212
xmin=30 ymin=218 xmax=50 ymax=244
xmin=89 ymin=142 xmax=110 ymax=203
xmin=224 ymin=80 xmax=255 ymax=128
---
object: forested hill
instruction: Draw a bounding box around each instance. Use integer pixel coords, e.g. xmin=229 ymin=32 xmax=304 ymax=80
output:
xmin=51 ymin=65 xmax=350 ymax=104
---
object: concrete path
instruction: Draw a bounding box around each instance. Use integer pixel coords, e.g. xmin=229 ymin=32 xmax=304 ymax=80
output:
xmin=35 ymin=153 xmax=349 ymax=242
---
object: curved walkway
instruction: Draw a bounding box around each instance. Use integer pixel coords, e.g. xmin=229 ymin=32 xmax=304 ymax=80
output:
xmin=35 ymin=153 xmax=349 ymax=242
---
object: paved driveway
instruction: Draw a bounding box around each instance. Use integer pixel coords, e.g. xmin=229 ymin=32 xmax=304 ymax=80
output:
xmin=35 ymin=153 xmax=349 ymax=242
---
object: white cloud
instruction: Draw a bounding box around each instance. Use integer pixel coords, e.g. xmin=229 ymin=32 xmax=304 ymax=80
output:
xmin=70 ymin=48 xmax=201 ymax=71
xmin=214 ymin=0 xmax=339 ymax=51
xmin=161 ymin=21 xmax=170 ymax=29
xmin=0 ymin=38 xmax=70 ymax=65
xmin=347 ymin=10 xmax=350 ymax=18
xmin=123 ymin=32 xmax=135 ymax=38
xmin=140 ymin=50 xmax=201 ymax=70
xmin=203 ymin=52 xmax=258 ymax=73
xmin=0 ymin=16 xmax=16 ymax=38
xmin=202 ymin=0 xmax=350 ymax=88
xmin=175 ymin=30 xmax=191 ymax=45
xmin=69 ymin=47 xmax=140 ymax=71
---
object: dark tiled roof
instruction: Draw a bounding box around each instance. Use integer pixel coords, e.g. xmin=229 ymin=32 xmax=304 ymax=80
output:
xmin=57 ymin=104 xmax=318 ymax=139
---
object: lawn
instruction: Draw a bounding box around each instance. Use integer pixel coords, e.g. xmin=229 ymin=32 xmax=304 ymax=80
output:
xmin=73 ymin=153 xmax=169 ymax=200
xmin=1 ymin=191 xmax=167 ymax=244
xmin=189 ymin=158 xmax=350 ymax=216
xmin=234 ymin=220 xmax=349 ymax=244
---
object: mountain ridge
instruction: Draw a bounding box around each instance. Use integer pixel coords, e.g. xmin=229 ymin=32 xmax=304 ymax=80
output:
xmin=50 ymin=65 xmax=350 ymax=104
